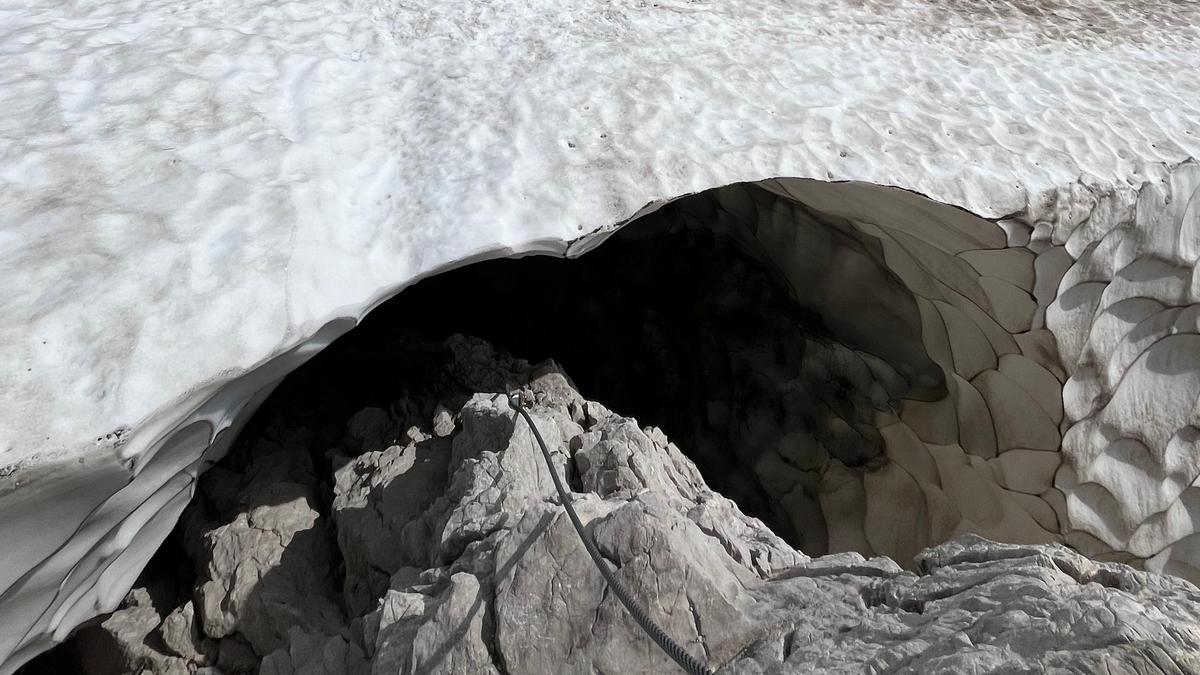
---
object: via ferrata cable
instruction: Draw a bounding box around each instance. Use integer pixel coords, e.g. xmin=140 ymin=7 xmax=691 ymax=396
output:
xmin=508 ymin=394 xmax=716 ymax=675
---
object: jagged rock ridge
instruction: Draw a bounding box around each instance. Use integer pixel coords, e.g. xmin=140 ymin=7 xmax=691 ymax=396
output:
xmin=58 ymin=337 xmax=1200 ymax=675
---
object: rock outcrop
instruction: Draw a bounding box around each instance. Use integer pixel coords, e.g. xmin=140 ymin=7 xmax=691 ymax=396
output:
xmin=5 ymin=3 xmax=1200 ymax=668
xmin=66 ymin=337 xmax=1200 ymax=675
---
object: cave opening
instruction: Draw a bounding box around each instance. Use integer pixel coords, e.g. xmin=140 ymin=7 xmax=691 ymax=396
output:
xmin=25 ymin=178 xmax=1073 ymax=674
xmin=317 ymin=181 xmax=940 ymax=555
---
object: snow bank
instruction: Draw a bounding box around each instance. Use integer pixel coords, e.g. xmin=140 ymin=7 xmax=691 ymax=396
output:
xmin=1 ymin=0 xmax=1198 ymax=670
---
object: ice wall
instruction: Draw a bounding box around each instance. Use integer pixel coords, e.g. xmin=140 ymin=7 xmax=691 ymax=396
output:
xmin=1046 ymin=164 xmax=1200 ymax=581
xmin=2 ymin=0 xmax=1198 ymax=671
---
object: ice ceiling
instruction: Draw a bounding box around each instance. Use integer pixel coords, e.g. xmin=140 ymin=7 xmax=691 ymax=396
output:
xmin=2 ymin=0 xmax=1200 ymax=671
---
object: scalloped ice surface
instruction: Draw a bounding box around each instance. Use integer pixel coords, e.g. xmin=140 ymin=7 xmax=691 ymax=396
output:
xmin=2 ymin=0 xmax=1200 ymax=671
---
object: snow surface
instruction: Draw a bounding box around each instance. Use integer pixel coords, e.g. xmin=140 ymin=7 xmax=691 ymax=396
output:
xmin=1 ymin=0 xmax=1199 ymax=670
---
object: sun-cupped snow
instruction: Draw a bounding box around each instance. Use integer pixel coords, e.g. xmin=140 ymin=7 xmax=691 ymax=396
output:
xmin=1 ymin=0 xmax=1199 ymax=671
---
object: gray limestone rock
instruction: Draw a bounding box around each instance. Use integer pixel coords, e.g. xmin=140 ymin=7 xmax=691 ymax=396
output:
xmin=215 ymin=634 xmax=259 ymax=674
xmin=332 ymin=435 xmax=452 ymax=616
xmin=369 ymin=572 xmax=499 ymax=675
xmin=192 ymin=437 xmax=344 ymax=656
xmin=72 ymin=338 xmax=1200 ymax=675
xmin=259 ymin=627 xmax=369 ymax=675
xmin=78 ymin=588 xmax=193 ymax=675
xmin=726 ymin=535 xmax=1200 ymax=673
xmin=158 ymin=601 xmax=211 ymax=664
xmin=431 ymin=404 xmax=456 ymax=438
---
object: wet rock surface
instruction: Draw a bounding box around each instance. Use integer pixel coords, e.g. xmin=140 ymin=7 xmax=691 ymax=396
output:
xmin=36 ymin=336 xmax=1200 ymax=674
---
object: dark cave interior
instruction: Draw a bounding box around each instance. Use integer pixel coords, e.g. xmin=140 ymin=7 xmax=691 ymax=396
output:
xmin=21 ymin=182 xmax=942 ymax=674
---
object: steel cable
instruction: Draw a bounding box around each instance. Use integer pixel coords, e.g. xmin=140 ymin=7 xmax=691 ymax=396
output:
xmin=508 ymin=394 xmax=716 ymax=675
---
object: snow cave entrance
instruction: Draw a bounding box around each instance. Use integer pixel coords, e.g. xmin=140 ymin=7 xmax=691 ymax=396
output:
xmin=188 ymin=176 xmax=1061 ymax=564
xmin=274 ymin=177 xmax=1061 ymax=563
xmin=211 ymin=177 xmax=1048 ymax=563
xmin=23 ymin=178 xmax=1068 ymax=675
